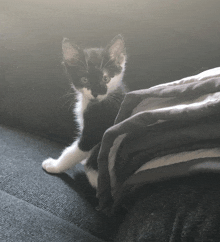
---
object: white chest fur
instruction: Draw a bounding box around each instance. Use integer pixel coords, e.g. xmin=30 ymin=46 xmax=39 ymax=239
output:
xmin=74 ymin=91 xmax=90 ymax=132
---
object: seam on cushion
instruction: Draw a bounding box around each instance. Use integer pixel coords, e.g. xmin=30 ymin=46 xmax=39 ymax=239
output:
xmin=0 ymin=183 xmax=90 ymax=228
xmin=0 ymin=189 xmax=105 ymax=242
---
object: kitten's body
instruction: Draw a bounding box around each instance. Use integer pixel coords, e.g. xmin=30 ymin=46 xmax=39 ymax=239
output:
xmin=42 ymin=35 xmax=127 ymax=188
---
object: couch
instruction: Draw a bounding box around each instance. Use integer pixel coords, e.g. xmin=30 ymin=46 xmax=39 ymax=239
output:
xmin=1 ymin=0 xmax=220 ymax=241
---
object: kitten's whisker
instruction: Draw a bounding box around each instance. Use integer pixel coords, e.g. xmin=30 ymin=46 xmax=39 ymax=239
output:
xmin=103 ymin=58 xmax=112 ymax=69
xmin=84 ymin=50 xmax=89 ymax=70
xmin=59 ymin=98 xmax=71 ymax=109
xmin=58 ymin=91 xmax=77 ymax=109
xmin=60 ymin=92 xmax=75 ymax=98
xmin=100 ymin=57 xmax=104 ymax=69
xmin=67 ymin=99 xmax=76 ymax=111
xmin=59 ymin=93 xmax=75 ymax=103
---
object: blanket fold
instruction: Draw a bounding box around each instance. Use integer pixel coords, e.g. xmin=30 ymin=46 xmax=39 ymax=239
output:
xmin=97 ymin=67 xmax=220 ymax=215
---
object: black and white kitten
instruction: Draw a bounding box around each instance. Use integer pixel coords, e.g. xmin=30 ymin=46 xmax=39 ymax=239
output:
xmin=42 ymin=35 xmax=127 ymax=188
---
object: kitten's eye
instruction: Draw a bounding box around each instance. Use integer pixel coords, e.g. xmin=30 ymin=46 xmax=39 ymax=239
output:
xmin=81 ymin=77 xmax=88 ymax=84
xmin=103 ymin=76 xmax=110 ymax=83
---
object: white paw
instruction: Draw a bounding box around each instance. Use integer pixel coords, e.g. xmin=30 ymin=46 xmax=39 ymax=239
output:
xmin=42 ymin=158 xmax=62 ymax=173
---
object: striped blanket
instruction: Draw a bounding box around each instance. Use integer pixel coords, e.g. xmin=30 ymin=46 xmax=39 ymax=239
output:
xmin=96 ymin=67 xmax=220 ymax=215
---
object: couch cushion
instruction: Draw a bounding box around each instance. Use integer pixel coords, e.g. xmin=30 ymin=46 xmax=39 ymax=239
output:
xmin=1 ymin=191 xmax=104 ymax=242
xmin=0 ymin=125 xmax=123 ymax=241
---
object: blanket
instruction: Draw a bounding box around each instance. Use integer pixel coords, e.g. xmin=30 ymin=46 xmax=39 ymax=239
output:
xmin=96 ymin=67 xmax=220 ymax=215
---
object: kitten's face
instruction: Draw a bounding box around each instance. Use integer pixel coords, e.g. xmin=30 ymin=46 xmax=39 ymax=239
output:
xmin=62 ymin=35 xmax=126 ymax=101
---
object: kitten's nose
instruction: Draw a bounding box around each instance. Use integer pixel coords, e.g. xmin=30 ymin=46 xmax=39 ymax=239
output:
xmin=92 ymin=93 xmax=98 ymax=98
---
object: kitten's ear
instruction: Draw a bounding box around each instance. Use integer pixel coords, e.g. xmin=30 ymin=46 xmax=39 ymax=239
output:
xmin=106 ymin=34 xmax=126 ymax=65
xmin=62 ymin=38 xmax=84 ymax=66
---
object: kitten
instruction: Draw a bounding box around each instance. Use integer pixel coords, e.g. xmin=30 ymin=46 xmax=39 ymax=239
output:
xmin=42 ymin=35 xmax=127 ymax=188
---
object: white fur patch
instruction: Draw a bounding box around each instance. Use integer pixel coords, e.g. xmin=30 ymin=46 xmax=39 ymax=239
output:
xmin=74 ymin=90 xmax=91 ymax=131
xmin=106 ymin=58 xmax=126 ymax=94
xmin=80 ymin=88 xmax=93 ymax=101
xmin=42 ymin=140 xmax=89 ymax=173
xmin=107 ymin=72 xmax=124 ymax=94
xmin=85 ymin=167 xmax=98 ymax=188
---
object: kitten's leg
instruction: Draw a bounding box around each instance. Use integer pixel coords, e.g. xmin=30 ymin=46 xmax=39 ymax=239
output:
xmin=42 ymin=140 xmax=89 ymax=173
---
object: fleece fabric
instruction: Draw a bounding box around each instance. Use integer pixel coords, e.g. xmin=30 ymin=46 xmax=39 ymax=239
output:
xmin=97 ymin=67 xmax=220 ymax=214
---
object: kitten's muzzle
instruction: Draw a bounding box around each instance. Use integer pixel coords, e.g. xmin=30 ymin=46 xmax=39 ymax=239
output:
xmin=91 ymin=85 xmax=107 ymax=98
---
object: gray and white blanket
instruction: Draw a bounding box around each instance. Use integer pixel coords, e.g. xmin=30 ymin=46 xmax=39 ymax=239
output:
xmin=96 ymin=67 xmax=220 ymax=215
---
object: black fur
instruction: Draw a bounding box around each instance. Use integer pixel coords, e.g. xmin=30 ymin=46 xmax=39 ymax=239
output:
xmin=78 ymin=88 xmax=126 ymax=152
xmin=62 ymin=35 xmax=127 ymax=171
xmin=62 ymin=35 xmax=126 ymax=98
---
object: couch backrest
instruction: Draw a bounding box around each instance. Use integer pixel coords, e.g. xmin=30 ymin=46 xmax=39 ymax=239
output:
xmin=1 ymin=0 xmax=220 ymax=143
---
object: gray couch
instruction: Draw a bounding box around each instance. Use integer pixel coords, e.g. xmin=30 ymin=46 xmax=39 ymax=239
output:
xmin=1 ymin=1 xmax=220 ymax=241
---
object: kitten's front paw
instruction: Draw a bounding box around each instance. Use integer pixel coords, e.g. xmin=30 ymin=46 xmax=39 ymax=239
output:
xmin=42 ymin=158 xmax=62 ymax=173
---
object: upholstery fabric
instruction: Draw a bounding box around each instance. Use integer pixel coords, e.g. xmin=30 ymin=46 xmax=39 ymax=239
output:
xmin=116 ymin=174 xmax=220 ymax=242
xmin=0 ymin=125 xmax=123 ymax=241
xmin=97 ymin=68 xmax=220 ymax=214
xmin=1 ymin=1 xmax=220 ymax=241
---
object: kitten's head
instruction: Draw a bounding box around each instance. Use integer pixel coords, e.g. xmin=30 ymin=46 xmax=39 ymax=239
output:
xmin=62 ymin=35 xmax=126 ymax=101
